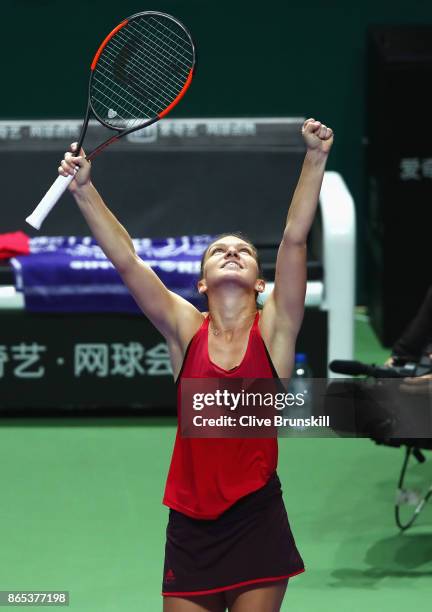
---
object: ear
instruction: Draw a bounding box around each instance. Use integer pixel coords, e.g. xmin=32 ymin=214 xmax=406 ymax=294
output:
xmin=255 ymin=279 xmax=266 ymax=294
xmin=197 ymin=278 xmax=208 ymax=295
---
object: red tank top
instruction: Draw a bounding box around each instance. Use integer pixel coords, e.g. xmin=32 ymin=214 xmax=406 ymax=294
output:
xmin=162 ymin=312 xmax=278 ymax=519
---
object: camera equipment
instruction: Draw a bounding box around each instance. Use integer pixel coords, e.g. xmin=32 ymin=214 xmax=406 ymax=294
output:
xmin=330 ymin=357 xmax=432 ymax=379
xmin=328 ymin=357 xmax=432 ymax=531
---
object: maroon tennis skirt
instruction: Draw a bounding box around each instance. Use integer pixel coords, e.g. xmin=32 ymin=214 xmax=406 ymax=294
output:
xmin=162 ymin=472 xmax=305 ymax=597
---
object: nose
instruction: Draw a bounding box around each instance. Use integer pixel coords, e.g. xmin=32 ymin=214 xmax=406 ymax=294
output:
xmin=225 ymin=246 xmax=239 ymax=258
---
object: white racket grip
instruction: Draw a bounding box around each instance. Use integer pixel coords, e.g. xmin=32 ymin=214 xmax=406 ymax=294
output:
xmin=26 ymin=173 xmax=75 ymax=230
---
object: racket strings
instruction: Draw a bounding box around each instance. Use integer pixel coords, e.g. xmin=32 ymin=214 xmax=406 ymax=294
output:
xmin=94 ymin=22 xmax=191 ymax=126
xmin=105 ymin=37 xmax=182 ymax=103
xmin=91 ymin=14 xmax=194 ymax=130
xmin=126 ymin=25 xmax=190 ymax=90
xmin=135 ymin=18 xmax=194 ymax=70
xmin=115 ymin=21 xmax=191 ymax=103
xmin=94 ymin=45 xmax=177 ymax=127
xmin=96 ymin=47 xmax=173 ymax=114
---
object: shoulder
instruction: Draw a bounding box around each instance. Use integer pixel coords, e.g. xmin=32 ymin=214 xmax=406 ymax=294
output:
xmin=171 ymin=300 xmax=207 ymax=352
xmin=166 ymin=307 xmax=207 ymax=381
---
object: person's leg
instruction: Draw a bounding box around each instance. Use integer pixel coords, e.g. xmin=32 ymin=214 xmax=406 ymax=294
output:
xmin=224 ymin=579 xmax=288 ymax=612
xmin=163 ymin=593 xmax=227 ymax=612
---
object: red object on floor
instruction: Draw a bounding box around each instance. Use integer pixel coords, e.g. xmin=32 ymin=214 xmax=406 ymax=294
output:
xmin=0 ymin=231 xmax=30 ymax=259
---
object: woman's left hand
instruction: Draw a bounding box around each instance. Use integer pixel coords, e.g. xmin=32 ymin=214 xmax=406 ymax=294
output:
xmin=302 ymin=118 xmax=334 ymax=154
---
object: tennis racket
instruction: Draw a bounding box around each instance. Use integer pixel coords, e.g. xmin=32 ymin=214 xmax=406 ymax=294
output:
xmin=26 ymin=10 xmax=196 ymax=230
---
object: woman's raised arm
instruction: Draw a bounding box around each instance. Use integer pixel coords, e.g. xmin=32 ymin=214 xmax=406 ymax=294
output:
xmin=262 ymin=119 xmax=333 ymax=339
xmin=59 ymin=143 xmax=202 ymax=344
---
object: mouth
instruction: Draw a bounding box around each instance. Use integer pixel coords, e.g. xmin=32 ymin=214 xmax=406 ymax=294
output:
xmin=222 ymin=261 xmax=242 ymax=269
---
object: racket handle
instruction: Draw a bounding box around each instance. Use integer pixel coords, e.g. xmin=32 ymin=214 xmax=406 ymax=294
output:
xmin=26 ymin=173 xmax=75 ymax=230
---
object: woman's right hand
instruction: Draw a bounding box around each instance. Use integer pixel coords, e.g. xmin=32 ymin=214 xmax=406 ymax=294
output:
xmin=58 ymin=142 xmax=92 ymax=192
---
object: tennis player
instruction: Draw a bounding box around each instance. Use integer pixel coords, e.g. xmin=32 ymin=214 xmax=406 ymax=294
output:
xmin=59 ymin=117 xmax=333 ymax=611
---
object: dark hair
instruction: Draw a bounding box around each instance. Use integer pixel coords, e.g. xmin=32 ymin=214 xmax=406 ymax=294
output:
xmin=199 ymin=232 xmax=264 ymax=306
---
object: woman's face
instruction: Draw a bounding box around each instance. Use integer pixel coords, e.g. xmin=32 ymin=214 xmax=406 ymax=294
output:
xmin=198 ymin=236 xmax=264 ymax=297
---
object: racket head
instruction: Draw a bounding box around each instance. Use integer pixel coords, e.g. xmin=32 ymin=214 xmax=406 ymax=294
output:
xmin=88 ymin=11 xmax=196 ymax=133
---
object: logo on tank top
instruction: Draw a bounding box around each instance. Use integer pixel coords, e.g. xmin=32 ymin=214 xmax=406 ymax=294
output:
xmin=165 ymin=568 xmax=176 ymax=583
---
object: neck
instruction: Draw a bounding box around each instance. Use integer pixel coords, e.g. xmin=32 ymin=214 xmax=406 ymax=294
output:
xmin=207 ymin=289 xmax=257 ymax=334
